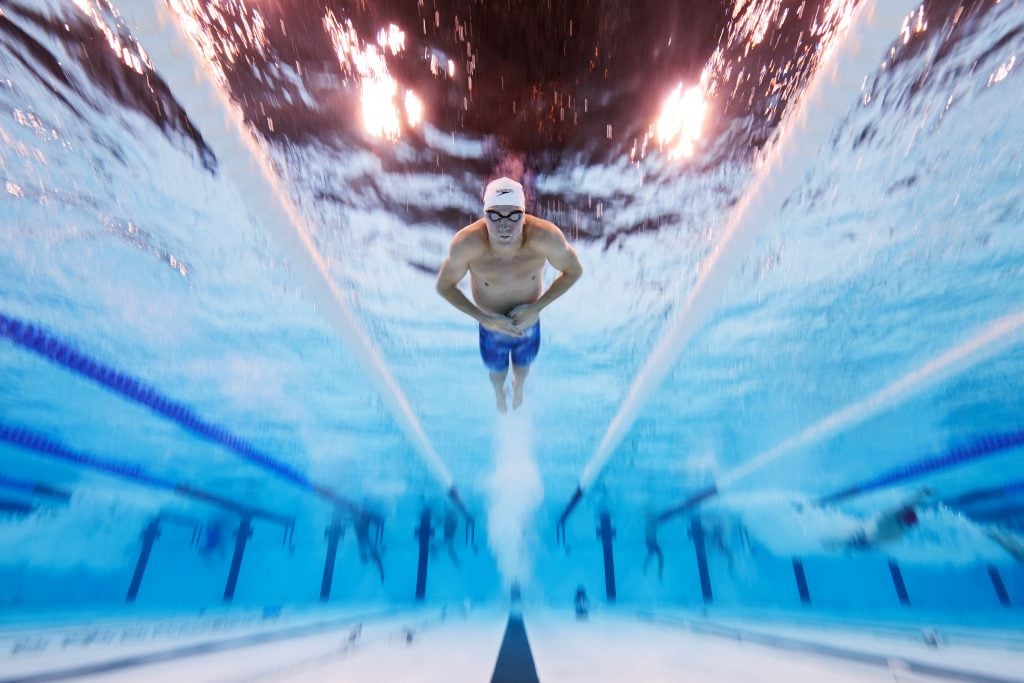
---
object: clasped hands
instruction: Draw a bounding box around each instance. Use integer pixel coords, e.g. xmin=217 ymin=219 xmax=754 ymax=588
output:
xmin=482 ymin=303 xmax=540 ymax=337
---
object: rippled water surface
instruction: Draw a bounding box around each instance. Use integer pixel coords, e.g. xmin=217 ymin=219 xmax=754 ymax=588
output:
xmin=1 ymin=0 xmax=1023 ymax=609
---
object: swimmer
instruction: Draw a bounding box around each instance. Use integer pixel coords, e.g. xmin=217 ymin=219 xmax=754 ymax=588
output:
xmin=198 ymin=515 xmax=231 ymax=561
xmin=354 ymin=513 xmax=385 ymax=583
xmin=986 ymin=526 xmax=1024 ymax=563
xmin=643 ymin=514 xmax=665 ymax=581
xmin=843 ymin=487 xmax=934 ymax=550
xmin=706 ymin=520 xmax=736 ymax=573
xmin=574 ymin=585 xmax=590 ymax=619
xmin=437 ymin=177 xmax=583 ymax=412
xmin=431 ymin=509 xmax=461 ymax=568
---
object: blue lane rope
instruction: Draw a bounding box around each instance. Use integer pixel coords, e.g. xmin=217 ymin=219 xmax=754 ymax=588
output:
xmin=0 ymin=423 xmax=294 ymax=525
xmin=0 ymin=424 xmax=174 ymax=491
xmin=0 ymin=473 xmax=72 ymax=501
xmin=0 ymin=313 xmax=358 ymax=513
xmin=818 ymin=429 xmax=1024 ymax=505
xmin=943 ymin=480 xmax=1024 ymax=508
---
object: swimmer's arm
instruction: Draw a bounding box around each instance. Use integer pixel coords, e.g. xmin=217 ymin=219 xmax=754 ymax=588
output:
xmin=514 ymin=223 xmax=583 ymax=320
xmin=436 ymin=231 xmax=486 ymax=322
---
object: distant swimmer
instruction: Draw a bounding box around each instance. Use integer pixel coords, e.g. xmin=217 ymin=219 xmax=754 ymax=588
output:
xmin=986 ymin=527 xmax=1024 ymax=563
xmin=643 ymin=514 xmax=665 ymax=581
xmin=437 ymin=177 xmax=583 ymax=412
xmin=706 ymin=519 xmax=736 ymax=573
xmin=354 ymin=513 xmax=385 ymax=583
xmin=574 ymin=585 xmax=590 ymax=620
xmin=431 ymin=509 xmax=461 ymax=568
xmin=842 ymin=487 xmax=934 ymax=550
xmin=198 ymin=515 xmax=231 ymax=561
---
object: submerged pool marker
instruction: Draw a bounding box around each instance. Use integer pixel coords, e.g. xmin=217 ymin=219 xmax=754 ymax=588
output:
xmin=414 ymin=509 xmax=433 ymax=601
xmin=320 ymin=511 xmax=346 ymax=602
xmin=792 ymin=559 xmax=811 ymax=605
xmin=561 ymin=0 xmax=926 ymax=523
xmin=126 ymin=518 xmax=162 ymax=603
xmin=224 ymin=516 xmax=254 ymax=601
xmin=987 ymin=566 xmax=1012 ymax=607
xmin=597 ymin=511 xmax=617 ymax=601
xmin=689 ymin=517 xmax=713 ymax=603
xmin=887 ymin=559 xmax=911 ymax=606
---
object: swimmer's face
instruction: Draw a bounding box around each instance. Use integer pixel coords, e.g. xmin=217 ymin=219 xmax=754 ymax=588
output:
xmin=484 ymin=204 xmax=525 ymax=245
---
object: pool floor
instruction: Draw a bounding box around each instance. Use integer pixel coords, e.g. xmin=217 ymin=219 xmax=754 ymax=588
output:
xmin=1 ymin=606 xmax=1022 ymax=683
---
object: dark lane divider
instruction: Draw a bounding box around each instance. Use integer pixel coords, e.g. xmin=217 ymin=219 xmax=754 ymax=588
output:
xmin=490 ymin=616 xmax=540 ymax=683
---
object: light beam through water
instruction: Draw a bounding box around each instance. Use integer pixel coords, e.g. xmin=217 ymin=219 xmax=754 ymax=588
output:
xmin=112 ymin=0 xmax=454 ymax=491
xmin=719 ymin=310 xmax=1024 ymax=489
xmin=578 ymin=0 xmax=924 ymax=493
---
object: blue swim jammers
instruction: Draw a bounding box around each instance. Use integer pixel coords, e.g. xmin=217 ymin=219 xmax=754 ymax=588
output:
xmin=478 ymin=322 xmax=541 ymax=373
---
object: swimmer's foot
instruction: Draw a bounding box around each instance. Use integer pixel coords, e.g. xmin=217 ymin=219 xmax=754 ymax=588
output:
xmin=495 ymin=387 xmax=508 ymax=413
xmin=512 ymin=380 xmax=524 ymax=410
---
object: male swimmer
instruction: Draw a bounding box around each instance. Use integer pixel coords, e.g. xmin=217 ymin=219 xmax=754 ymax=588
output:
xmin=843 ymin=487 xmax=934 ymax=549
xmin=437 ymin=177 xmax=583 ymax=411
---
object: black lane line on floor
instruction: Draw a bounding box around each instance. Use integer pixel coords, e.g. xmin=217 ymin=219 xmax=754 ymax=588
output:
xmin=490 ymin=616 xmax=540 ymax=683
xmin=0 ymin=608 xmax=416 ymax=683
xmin=638 ymin=612 xmax=1024 ymax=683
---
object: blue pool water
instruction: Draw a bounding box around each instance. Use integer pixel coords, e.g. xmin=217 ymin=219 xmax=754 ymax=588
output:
xmin=1 ymin=0 xmax=1024 ymax=680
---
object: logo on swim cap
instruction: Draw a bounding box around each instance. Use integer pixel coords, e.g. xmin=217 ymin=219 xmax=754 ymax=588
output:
xmin=484 ymin=177 xmax=525 ymax=211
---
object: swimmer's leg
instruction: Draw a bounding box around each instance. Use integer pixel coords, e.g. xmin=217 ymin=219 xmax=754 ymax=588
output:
xmin=447 ymin=542 xmax=461 ymax=569
xmin=511 ymin=362 xmax=529 ymax=410
xmin=489 ymin=368 xmax=508 ymax=413
xmin=509 ymin=323 xmax=540 ymax=410
xmin=480 ymin=325 xmax=511 ymax=412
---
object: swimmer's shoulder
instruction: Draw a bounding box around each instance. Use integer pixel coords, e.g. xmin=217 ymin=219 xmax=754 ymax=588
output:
xmin=525 ymin=215 xmax=568 ymax=248
xmin=449 ymin=219 xmax=488 ymax=258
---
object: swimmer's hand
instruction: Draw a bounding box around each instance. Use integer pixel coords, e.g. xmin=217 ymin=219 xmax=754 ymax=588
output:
xmin=480 ymin=313 xmax=524 ymax=337
xmin=508 ymin=303 xmax=540 ymax=330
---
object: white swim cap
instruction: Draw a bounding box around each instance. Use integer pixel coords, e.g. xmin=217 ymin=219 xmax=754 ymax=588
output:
xmin=483 ymin=177 xmax=525 ymax=210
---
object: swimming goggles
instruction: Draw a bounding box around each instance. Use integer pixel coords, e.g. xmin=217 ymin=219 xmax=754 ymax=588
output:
xmin=486 ymin=209 xmax=524 ymax=222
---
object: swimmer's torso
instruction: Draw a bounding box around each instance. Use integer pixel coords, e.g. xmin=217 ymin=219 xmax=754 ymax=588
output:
xmin=467 ymin=216 xmax=547 ymax=315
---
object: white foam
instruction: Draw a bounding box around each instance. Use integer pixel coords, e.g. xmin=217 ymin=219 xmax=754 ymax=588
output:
xmin=485 ymin=412 xmax=544 ymax=589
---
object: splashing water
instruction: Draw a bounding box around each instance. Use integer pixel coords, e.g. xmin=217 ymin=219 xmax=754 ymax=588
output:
xmin=716 ymin=489 xmax=1011 ymax=565
xmin=485 ymin=413 xmax=544 ymax=590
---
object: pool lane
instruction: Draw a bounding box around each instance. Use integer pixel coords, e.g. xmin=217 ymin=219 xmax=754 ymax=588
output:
xmin=49 ymin=609 xmax=506 ymax=683
xmin=525 ymin=610 xmax=1020 ymax=683
xmin=0 ymin=608 xmax=416 ymax=683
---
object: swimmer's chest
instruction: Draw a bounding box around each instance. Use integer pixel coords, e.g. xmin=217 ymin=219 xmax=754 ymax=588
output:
xmin=468 ymin=249 xmax=547 ymax=286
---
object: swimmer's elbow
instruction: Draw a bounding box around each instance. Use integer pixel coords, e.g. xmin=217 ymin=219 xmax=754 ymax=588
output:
xmin=435 ymin=277 xmax=456 ymax=299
